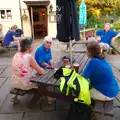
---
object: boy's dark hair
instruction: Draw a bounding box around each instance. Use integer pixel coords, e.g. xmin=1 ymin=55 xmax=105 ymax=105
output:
xmin=20 ymin=37 xmax=33 ymax=52
xmin=87 ymin=41 xmax=105 ymax=60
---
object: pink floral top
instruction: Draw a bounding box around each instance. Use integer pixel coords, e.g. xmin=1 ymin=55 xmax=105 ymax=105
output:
xmin=11 ymin=52 xmax=36 ymax=90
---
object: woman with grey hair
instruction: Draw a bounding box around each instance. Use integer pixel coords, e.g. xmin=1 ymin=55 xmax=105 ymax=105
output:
xmin=12 ymin=37 xmax=45 ymax=90
xmin=35 ymin=36 xmax=55 ymax=69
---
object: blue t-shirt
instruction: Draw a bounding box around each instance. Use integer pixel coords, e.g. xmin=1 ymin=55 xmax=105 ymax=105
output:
xmin=4 ymin=30 xmax=15 ymax=46
xmin=82 ymin=57 xmax=119 ymax=98
xmin=96 ymin=30 xmax=119 ymax=46
xmin=35 ymin=45 xmax=52 ymax=68
xmin=15 ymin=29 xmax=24 ymax=37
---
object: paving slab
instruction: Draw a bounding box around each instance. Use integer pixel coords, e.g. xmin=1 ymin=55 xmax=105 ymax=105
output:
xmin=0 ymin=58 xmax=12 ymax=66
xmin=0 ymin=113 xmax=23 ymax=120
xmin=23 ymin=111 xmax=67 ymax=120
xmin=41 ymin=97 xmax=55 ymax=111
xmin=0 ymin=66 xmax=12 ymax=78
xmin=0 ymin=93 xmax=40 ymax=113
xmin=55 ymin=100 xmax=71 ymax=111
xmin=0 ymin=78 xmax=7 ymax=88
xmin=0 ymin=65 xmax=7 ymax=75
xmin=114 ymin=107 xmax=120 ymax=120
xmin=0 ymin=77 xmax=11 ymax=109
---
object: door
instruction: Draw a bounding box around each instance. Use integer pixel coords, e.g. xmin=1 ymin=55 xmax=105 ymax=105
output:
xmin=30 ymin=7 xmax=35 ymax=40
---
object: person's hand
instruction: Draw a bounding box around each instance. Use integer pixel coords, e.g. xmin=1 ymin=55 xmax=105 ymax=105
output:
xmin=46 ymin=65 xmax=56 ymax=69
xmin=39 ymin=68 xmax=45 ymax=75
xmin=96 ymin=36 xmax=101 ymax=42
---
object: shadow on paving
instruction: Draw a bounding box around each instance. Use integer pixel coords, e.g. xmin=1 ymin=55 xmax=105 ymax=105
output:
xmin=0 ymin=113 xmax=23 ymax=120
xmin=22 ymin=111 xmax=67 ymax=120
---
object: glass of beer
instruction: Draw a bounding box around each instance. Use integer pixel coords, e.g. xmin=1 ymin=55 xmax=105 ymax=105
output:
xmin=73 ymin=63 xmax=79 ymax=73
xmin=63 ymin=58 xmax=70 ymax=67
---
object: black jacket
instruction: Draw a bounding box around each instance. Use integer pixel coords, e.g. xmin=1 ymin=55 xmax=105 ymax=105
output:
xmin=56 ymin=0 xmax=79 ymax=42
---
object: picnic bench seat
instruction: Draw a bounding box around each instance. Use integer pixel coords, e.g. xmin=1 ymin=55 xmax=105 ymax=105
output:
xmin=0 ymin=46 xmax=17 ymax=56
xmin=10 ymin=88 xmax=27 ymax=96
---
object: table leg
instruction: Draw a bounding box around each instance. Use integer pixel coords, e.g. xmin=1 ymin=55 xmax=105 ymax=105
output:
xmin=28 ymin=87 xmax=42 ymax=108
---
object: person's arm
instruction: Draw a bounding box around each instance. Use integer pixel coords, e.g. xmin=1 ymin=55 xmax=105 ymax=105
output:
xmin=96 ymin=30 xmax=102 ymax=42
xmin=12 ymin=36 xmax=21 ymax=41
xmin=48 ymin=50 xmax=55 ymax=68
xmin=41 ymin=62 xmax=50 ymax=68
xmin=81 ymin=60 xmax=92 ymax=80
xmin=49 ymin=50 xmax=53 ymax=65
xmin=30 ymin=56 xmax=45 ymax=75
xmin=96 ymin=30 xmax=102 ymax=36
xmin=112 ymin=32 xmax=120 ymax=43
xmin=12 ymin=31 xmax=21 ymax=41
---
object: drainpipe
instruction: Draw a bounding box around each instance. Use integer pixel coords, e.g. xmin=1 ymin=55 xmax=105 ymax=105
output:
xmin=19 ymin=0 xmax=23 ymax=29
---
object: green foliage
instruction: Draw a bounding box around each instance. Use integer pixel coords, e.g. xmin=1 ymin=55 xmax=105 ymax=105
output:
xmin=86 ymin=11 xmax=100 ymax=28
xmin=113 ymin=21 xmax=120 ymax=31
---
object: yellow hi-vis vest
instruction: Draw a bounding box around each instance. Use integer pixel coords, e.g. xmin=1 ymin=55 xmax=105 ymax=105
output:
xmin=60 ymin=68 xmax=91 ymax=105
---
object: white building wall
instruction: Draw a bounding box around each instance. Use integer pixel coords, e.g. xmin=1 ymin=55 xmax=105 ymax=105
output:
xmin=48 ymin=0 xmax=57 ymax=38
xmin=0 ymin=0 xmax=57 ymax=38
xmin=0 ymin=0 xmax=21 ymax=35
xmin=20 ymin=0 xmax=32 ymax=37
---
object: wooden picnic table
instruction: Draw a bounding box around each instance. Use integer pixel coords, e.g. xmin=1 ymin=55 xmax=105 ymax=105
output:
xmin=29 ymin=53 xmax=89 ymax=104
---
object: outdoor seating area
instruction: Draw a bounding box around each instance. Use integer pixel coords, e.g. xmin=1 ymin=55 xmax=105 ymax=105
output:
xmin=7 ymin=41 xmax=120 ymax=120
xmin=1 ymin=0 xmax=120 ymax=119
xmin=0 ymin=40 xmax=119 ymax=120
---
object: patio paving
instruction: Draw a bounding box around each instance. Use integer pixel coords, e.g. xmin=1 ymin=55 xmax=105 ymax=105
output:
xmin=0 ymin=40 xmax=119 ymax=120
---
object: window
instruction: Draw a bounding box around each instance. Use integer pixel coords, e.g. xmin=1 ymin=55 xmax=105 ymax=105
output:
xmin=0 ymin=9 xmax=12 ymax=20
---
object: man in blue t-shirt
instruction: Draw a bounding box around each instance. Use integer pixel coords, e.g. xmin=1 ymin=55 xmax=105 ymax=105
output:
xmin=35 ymin=36 xmax=54 ymax=69
xmin=4 ymin=25 xmax=21 ymax=47
xmin=96 ymin=23 xmax=120 ymax=51
xmin=14 ymin=25 xmax=24 ymax=37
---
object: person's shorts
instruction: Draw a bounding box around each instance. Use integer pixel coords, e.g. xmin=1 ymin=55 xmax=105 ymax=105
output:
xmin=9 ymin=41 xmax=18 ymax=47
xmin=99 ymin=42 xmax=110 ymax=51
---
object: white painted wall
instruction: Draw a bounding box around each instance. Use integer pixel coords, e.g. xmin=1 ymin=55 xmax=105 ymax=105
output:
xmin=0 ymin=0 xmax=57 ymax=38
xmin=48 ymin=0 xmax=57 ymax=38
xmin=20 ymin=0 xmax=32 ymax=37
xmin=0 ymin=0 xmax=21 ymax=35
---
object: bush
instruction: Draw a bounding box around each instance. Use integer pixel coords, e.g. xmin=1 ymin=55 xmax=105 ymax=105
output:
xmin=113 ymin=21 xmax=120 ymax=31
xmin=86 ymin=11 xmax=100 ymax=28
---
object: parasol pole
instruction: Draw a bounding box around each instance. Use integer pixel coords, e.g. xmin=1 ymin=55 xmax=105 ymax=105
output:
xmin=70 ymin=40 xmax=72 ymax=65
xmin=83 ymin=26 xmax=86 ymax=40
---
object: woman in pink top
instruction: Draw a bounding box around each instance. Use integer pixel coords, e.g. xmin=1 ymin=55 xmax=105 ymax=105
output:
xmin=12 ymin=37 xmax=45 ymax=90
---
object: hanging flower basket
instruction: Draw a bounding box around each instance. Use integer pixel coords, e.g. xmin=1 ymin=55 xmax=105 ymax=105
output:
xmin=21 ymin=14 xmax=28 ymax=20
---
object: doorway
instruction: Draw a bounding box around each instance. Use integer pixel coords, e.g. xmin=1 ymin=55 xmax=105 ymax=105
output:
xmin=32 ymin=6 xmax=47 ymax=39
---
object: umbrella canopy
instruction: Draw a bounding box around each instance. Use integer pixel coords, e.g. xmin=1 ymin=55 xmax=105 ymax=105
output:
xmin=56 ymin=0 xmax=80 ymax=42
xmin=79 ymin=0 xmax=87 ymax=25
